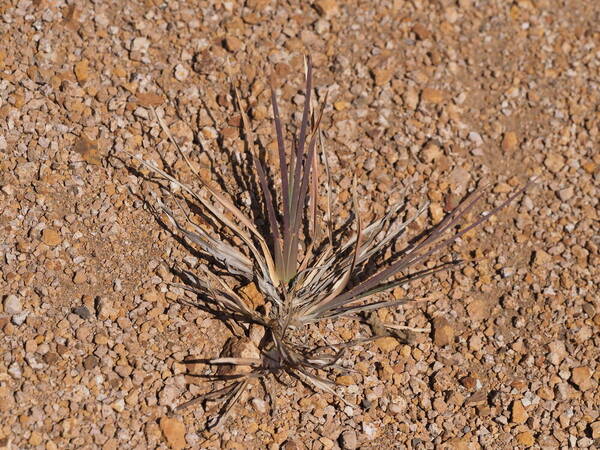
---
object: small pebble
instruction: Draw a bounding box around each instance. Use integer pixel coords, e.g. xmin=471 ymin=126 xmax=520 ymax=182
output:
xmin=133 ymin=107 xmax=149 ymax=120
xmin=412 ymin=23 xmax=431 ymax=40
xmin=160 ymin=417 xmax=186 ymax=450
xmin=433 ymin=316 xmax=455 ymax=346
xmin=12 ymin=312 xmax=28 ymax=326
xmin=501 ymin=267 xmax=515 ymax=278
xmin=547 ymin=340 xmax=567 ymax=365
xmin=339 ymin=430 xmax=358 ymax=450
xmin=571 ymin=367 xmax=593 ymax=391
xmin=468 ymin=131 xmax=483 ymax=146
xmin=224 ymin=36 xmax=243 ymax=52
xmin=158 ymin=385 xmax=180 ymax=406
xmin=544 ymin=153 xmax=565 ymax=173
xmin=511 ymin=400 xmax=528 ymax=424
xmin=25 ymin=354 xmax=45 ymax=370
xmin=421 ymin=87 xmax=445 ymax=104
xmin=4 ymin=295 xmax=21 ymax=314
xmin=516 ymin=431 xmax=534 ymax=447
xmin=8 ymin=362 xmax=22 ymax=379
xmin=95 ymin=297 xmax=116 ymax=320
xmin=375 ymin=336 xmax=398 ymax=352
xmin=404 ymin=88 xmax=419 ymax=109
xmin=42 ymin=228 xmax=61 ymax=246
xmin=74 ymin=59 xmax=89 ymax=83
xmin=557 ymin=186 xmax=574 ymax=201
xmin=72 ymin=305 xmax=91 ymax=320
xmin=251 ymin=397 xmax=267 ymax=414
xmin=83 ymin=355 xmax=99 ymax=370
xmin=314 ymin=0 xmax=338 ymax=17
xmin=362 ymin=422 xmax=377 ymax=440
xmin=173 ymin=64 xmax=189 ymax=81
xmin=131 ymin=37 xmax=150 ymax=53
xmin=590 ymin=421 xmax=600 ymax=439
xmin=502 ymin=131 xmax=518 ymax=152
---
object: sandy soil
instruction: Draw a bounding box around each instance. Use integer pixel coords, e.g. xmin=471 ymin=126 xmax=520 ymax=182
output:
xmin=1 ymin=0 xmax=599 ymax=448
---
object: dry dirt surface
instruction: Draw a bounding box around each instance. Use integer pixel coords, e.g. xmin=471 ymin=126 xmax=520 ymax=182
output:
xmin=1 ymin=0 xmax=599 ymax=449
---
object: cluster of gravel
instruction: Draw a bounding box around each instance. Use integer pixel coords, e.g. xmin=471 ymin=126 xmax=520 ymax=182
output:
xmin=0 ymin=0 xmax=598 ymax=448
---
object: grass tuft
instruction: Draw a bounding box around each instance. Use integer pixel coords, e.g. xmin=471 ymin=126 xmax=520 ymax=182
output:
xmin=127 ymin=56 xmax=530 ymax=429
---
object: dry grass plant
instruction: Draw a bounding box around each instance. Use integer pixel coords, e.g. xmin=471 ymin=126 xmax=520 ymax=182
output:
xmin=126 ymin=56 xmax=529 ymax=429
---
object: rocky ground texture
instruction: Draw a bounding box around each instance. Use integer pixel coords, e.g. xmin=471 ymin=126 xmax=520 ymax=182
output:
xmin=1 ymin=0 xmax=599 ymax=448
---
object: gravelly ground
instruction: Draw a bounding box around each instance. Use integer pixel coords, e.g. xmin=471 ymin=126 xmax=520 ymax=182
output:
xmin=1 ymin=0 xmax=599 ymax=448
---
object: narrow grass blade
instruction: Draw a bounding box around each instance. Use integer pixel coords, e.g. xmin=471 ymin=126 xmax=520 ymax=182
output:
xmin=312 ymin=185 xmax=528 ymax=317
xmin=270 ymin=81 xmax=290 ymax=239
xmin=127 ymin=151 xmax=277 ymax=288
xmin=308 ymin=176 xmax=362 ymax=310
